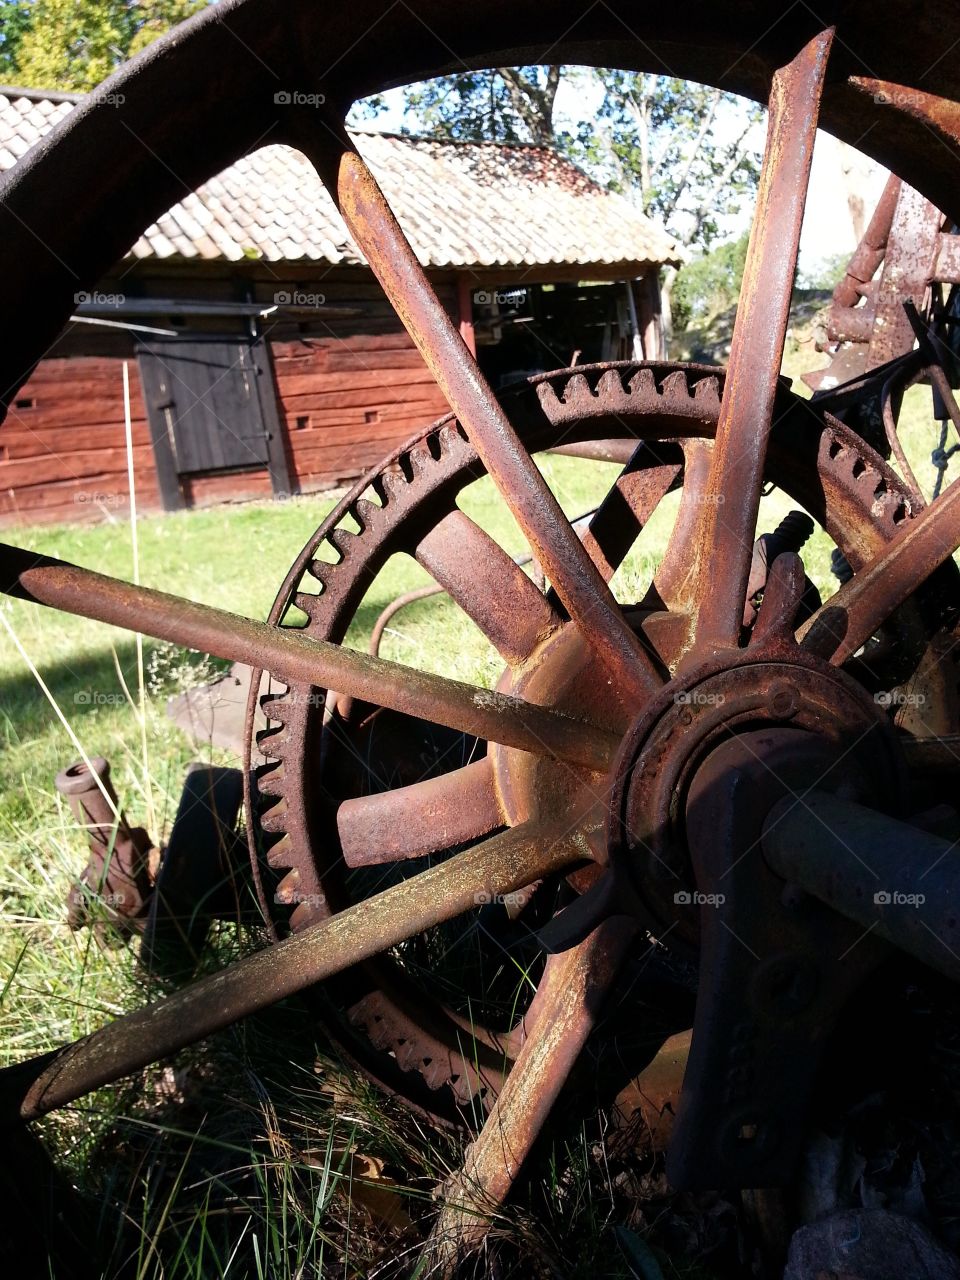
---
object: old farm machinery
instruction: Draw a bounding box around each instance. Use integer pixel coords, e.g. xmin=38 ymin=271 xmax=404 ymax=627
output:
xmin=7 ymin=0 xmax=960 ymax=1271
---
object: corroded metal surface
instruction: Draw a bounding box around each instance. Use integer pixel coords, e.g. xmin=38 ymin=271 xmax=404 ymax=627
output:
xmin=4 ymin=4 xmax=960 ymax=1268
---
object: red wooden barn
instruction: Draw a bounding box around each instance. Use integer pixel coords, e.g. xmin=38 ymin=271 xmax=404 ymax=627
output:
xmin=0 ymin=87 xmax=681 ymax=527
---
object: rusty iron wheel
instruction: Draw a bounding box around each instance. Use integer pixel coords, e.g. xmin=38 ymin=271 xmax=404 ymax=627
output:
xmin=4 ymin=0 xmax=960 ymax=1263
xmin=247 ymin=360 xmax=960 ymax=1121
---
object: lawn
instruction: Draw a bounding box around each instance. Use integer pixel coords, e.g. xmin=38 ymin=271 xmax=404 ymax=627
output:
xmin=0 ymin=347 xmax=956 ymax=1278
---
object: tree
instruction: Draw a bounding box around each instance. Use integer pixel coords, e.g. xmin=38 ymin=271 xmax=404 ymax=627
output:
xmin=356 ymin=66 xmax=763 ymax=342
xmin=6 ymin=0 xmax=208 ymax=93
xmin=0 ymin=2 xmax=32 ymax=82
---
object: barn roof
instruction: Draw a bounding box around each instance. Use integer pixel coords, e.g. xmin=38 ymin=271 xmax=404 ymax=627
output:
xmin=0 ymin=86 xmax=682 ymax=273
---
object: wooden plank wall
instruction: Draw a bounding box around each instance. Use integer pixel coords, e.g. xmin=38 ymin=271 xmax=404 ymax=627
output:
xmin=0 ymin=352 xmax=162 ymax=526
xmin=0 ymin=265 xmax=455 ymax=526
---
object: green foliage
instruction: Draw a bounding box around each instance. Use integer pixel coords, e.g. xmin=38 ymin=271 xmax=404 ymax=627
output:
xmin=672 ymin=231 xmax=750 ymax=328
xmin=0 ymin=1 xmax=32 ymax=80
xmin=796 ymin=250 xmax=848 ymax=292
xmin=6 ymin=0 xmax=208 ymax=93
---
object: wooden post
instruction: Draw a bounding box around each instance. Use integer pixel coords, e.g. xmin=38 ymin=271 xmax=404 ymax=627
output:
xmin=457 ymin=276 xmax=476 ymax=357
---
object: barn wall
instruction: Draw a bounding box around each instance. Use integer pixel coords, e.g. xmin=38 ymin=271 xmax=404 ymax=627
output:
xmin=0 ymin=263 xmax=456 ymax=527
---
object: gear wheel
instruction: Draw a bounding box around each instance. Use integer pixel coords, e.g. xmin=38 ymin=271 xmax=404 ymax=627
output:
xmin=243 ymin=360 xmax=960 ymax=1122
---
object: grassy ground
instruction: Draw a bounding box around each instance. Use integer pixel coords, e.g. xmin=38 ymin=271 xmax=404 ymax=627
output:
xmin=1 ymin=330 xmax=957 ymax=1278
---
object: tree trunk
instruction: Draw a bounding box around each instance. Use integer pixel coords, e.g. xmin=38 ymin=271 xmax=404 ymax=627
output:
xmin=660 ymin=265 xmax=678 ymax=356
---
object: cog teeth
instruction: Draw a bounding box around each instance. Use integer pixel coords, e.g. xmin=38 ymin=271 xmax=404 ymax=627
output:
xmin=352 ymin=498 xmax=380 ymax=531
xmin=692 ymin=374 xmax=722 ymax=409
xmin=306 ymin=557 xmax=336 ymax=588
xmin=595 ymin=368 xmax=629 ymax=405
xmin=256 ymin=761 xmax=287 ymax=798
xmin=273 ymin=867 xmax=300 ymax=904
xmin=265 ymin=834 xmax=295 ymax=869
xmin=661 ymin=369 xmax=693 ymax=400
xmin=329 ymin=527 xmax=357 ymax=558
xmin=535 ymin=380 xmax=563 ymax=414
xmin=560 ymin=372 xmax=593 ymax=408
xmin=294 ymin=590 xmax=326 ymax=622
xmin=259 ymin=798 xmax=289 ymax=834
xmin=379 ymin=468 xmax=407 ymax=503
xmin=627 ymin=366 xmax=658 ymax=399
xmin=290 ymin=897 xmax=329 ymax=929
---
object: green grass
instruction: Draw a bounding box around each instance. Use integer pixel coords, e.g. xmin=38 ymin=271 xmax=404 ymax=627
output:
xmin=2 ymin=348 xmax=959 ymax=1278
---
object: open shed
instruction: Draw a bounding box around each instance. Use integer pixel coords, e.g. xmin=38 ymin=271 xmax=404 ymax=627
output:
xmin=0 ymin=87 xmax=681 ymax=526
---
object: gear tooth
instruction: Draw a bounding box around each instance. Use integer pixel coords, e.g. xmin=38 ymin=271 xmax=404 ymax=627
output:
xmin=380 ymin=468 xmax=407 ymax=503
xmin=259 ymin=798 xmax=289 ymax=833
xmin=265 ymin=833 xmax=295 ymax=869
xmin=536 ymin=379 xmax=563 ymax=414
xmin=306 ymin=556 xmax=336 ymax=587
xmin=561 ymin=372 xmax=593 ymax=407
xmin=256 ymin=761 xmax=287 ymax=797
xmin=294 ymin=590 xmax=325 ymax=621
xmin=329 ymin=527 xmax=357 ymax=558
xmin=661 ymin=369 xmax=692 ymax=400
xmin=596 ymin=368 xmax=629 ymax=404
xmin=693 ymin=375 xmax=722 ymax=409
xmin=627 ymin=366 xmax=658 ymax=399
xmin=289 ymin=896 xmax=329 ymax=928
xmin=273 ymin=867 xmax=300 ymax=905
xmin=352 ymin=498 xmax=380 ymax=531
xmin=408 ymin=441 xmax=437 ymax=476
xmin=256 ymin=727 xmax=290 ymax=762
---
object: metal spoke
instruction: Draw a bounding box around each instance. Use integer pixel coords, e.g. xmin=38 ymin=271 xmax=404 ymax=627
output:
xmin=653 ymin=437 xmax=713 ymax=613
xmin=310 ymin=141 xmax=662 ymax=705
xmin=337 ymin=758 xmax=503 ymax=867
xmin=578 ymin=443 xmax=683 ymax=583
xmin=426 ymin=919 xmax=636 ymax=1268
xmin=691 ymin=28 xmax=834 ymax=651
xmin=0 ymin=823 xmax=583 ymax=1124
xmin=799 ymin=475 xmax=960 ymax=664
xmin=415 ymin=510 xmax=562 ymax=666
xmin=0 ymin=543 xmax=619 ymax=772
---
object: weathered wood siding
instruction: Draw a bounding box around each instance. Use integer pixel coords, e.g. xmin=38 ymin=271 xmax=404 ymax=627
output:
xmin=0 ymin=264 xmax=455 ymax=526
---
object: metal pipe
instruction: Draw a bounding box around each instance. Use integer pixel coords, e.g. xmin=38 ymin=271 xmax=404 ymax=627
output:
xmin=762 ymin=790 xmax=960 ymax=982
xmin=798 ymin=472 xmax=960 ymax=664
xmin=0 ymin=543 xmax=618 ymax=773
xmin=0 ymin=822 xmax=582 ymax=1124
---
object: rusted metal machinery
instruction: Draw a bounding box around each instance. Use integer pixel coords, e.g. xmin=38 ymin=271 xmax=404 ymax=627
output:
xmin=6 ymin=0 xmax=960 ymax=1270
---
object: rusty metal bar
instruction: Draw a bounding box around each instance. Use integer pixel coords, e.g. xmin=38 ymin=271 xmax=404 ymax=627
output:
xmin=427 ymin=919 xmax=636 ymax=1268
xmin=0 ymin=822 xmax=583 ymax=1124
xmin=762 ymin=791 xmax=960 ymax=982
xmin=692 ymin=29 xmax=834 ymax=651
xmin=329 ymin=147 xmax=662 ymax=705
xmin=798 ymin=475 xmax=960 ymax=664
xmin=0 ymin=543 xmax=618 ymax=773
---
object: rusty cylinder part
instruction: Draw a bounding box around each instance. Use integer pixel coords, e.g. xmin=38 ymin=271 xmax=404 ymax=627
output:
xmin=55 ymin=757 xmax=154 ymax=932
xmin=762 ymin=790 xmax=960 ymax=983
